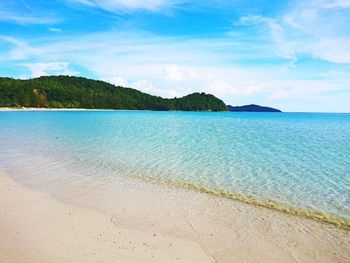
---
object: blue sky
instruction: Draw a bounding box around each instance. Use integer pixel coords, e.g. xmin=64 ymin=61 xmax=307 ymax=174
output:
xmin=1 ymin=0 xmax=350 ymax=112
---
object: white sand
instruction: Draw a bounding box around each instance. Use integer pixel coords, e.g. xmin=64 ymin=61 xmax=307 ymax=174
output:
xmin=0 ymin=107 xmax=105 ymax=111
xmin=0 ymin=171 xmax=211 ymax=263
xmin=0 ymin=170 xmax=349 ymax=263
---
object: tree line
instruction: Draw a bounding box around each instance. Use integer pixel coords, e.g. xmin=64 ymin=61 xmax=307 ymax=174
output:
xmin=0 ymin=76 xmax=227 ymax=111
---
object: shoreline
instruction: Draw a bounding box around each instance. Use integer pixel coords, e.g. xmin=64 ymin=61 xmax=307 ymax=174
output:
xmin=0 ymin=172 xmax=213 ymax=263
xmin=0 ymin=170 xmax=212 ymax=263
xmin=135 ymin=174 xmax=350 ymax=230
xmin=0 ymin=107 xmax=114 ymax=111
xmin=0 ymin=107 xmax=219 ymax=112
xmin=1 ymin=169 xmax=350 ymax=262
xmin=1 ymin=107 xmax=350 ymax=114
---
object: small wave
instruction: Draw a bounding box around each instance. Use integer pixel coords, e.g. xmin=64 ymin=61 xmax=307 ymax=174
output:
xmin=133 ymin=174 xmax=350 ymax=230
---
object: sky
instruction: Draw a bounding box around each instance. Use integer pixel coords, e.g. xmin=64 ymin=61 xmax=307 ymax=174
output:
xmin=0 ymin=0 xmax=350 ymax=112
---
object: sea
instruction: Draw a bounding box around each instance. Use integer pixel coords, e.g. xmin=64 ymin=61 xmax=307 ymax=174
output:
xmin=0 ymin=111 xmax=349 ymax=226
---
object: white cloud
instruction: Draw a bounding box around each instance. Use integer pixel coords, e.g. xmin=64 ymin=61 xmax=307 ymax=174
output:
xmin=132 ymin=79 xmax=179 ymax=97
xmin=49 ymin=27 xmax=62 ymax=33
xmin=164 ymin=65 xmax=186 ymax=81
xmin=25 ymin=62 xmax=79 ymax=78
xmin=311 ymin=38 xmax=350 ymax=63
xmin=239 ymin=0 xmax=350 ymax=65
xmin=322 ymin=0 xmax=350 ymax=9
xmin=69 ymin=0 xmax=184 ymax=12
xmin=1 ymin=22 xmax=349 ymax=111
xmin=163 ymin=65 xmax=199 ymax=82
xmin=0 ymin=9 xmax=60 ymax=25
xmin=238 ymin=15 xmax=297 ymax=62
xmin=101 ymin=76 xmax=129 ymax=86
xmin=205 ymin=79 xmax=267 ymax=98
xmin=287 ymin=3 xmax=350 ymax=63
xmin=269 ymin=89 xmax=291 ymax=100
xmin=0 ymin=35 xmax=38 ymax=60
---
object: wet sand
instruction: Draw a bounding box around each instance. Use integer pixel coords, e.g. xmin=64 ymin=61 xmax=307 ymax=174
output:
xmin=0 ymin=170 xmax=349 ymax=263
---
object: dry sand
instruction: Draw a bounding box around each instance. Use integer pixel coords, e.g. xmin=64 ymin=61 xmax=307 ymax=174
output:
xmin=0 ymin=170 xmax=349 ymax=263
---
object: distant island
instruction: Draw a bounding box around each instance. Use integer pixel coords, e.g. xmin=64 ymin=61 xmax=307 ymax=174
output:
xmin=227 ymin=104 xmax=281 ymax=112
xmin=0 ymin=76 xmax=227 ymax=111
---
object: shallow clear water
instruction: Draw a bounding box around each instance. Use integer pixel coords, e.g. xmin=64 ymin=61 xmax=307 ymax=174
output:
xmin=0 ymin=111 xmax=349 ymax=220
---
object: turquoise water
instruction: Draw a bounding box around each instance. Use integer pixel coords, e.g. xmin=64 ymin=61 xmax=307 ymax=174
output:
xmin=0 ymin=111 xmax=349 ymax=223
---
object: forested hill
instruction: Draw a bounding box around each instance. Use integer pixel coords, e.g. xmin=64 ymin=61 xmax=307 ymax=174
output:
xmin=0 ymin=76 xmax=227 ymax=111
xmin=227 ymin=104 xmax=281 ymax=112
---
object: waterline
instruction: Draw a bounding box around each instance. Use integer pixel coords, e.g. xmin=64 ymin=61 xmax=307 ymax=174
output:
xmin=1 ymin=111 xmax=349 ymax=225
xmin=133 ymin=174 xmax=350 ymax=230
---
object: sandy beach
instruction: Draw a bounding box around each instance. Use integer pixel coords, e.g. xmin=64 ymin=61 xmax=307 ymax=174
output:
xmin=0 ymin=171 xmax=210 ymax=263
xmin=1 ymin=0 xmax=350 ymax=261
xmin=1 ymin=169 xmax=349 ymax=263
xmin=0 ymin=107 xmax=105 ymax=111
